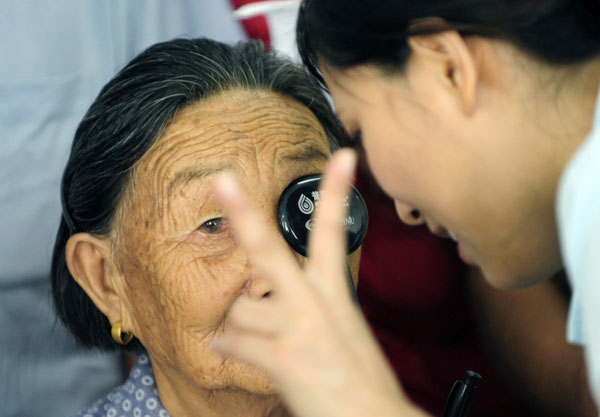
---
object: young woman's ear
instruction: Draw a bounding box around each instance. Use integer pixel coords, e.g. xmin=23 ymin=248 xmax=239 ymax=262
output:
xmin=65 ymin=233 xmax=125 ymax=325
xmin=408 ymin=28 xmax=478 ymax=114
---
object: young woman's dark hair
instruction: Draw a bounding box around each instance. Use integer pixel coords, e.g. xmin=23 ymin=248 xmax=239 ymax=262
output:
xmin=297 ymin=0 xmax=600 ymax=87
xmin=52 ymin=37 xmax=345 ymax=352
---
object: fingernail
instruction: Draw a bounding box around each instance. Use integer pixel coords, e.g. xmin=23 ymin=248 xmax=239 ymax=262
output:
xmin=339 ymin=149 xmax=357 ymax=177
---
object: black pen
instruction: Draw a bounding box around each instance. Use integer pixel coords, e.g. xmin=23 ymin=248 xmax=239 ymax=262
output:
xmin=441 ymin=370 xmax=481 ymax=417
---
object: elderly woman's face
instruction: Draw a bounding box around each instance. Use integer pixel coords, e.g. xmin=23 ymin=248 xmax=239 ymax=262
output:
xmin=114 ymin=90 xmax=354 ymax=396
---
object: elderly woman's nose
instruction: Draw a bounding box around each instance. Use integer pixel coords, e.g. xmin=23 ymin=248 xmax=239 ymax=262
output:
xmin=394 ymin=200 xmax=425 ymax=226
xmin=243 ymin=274 xmax=273 ymax=299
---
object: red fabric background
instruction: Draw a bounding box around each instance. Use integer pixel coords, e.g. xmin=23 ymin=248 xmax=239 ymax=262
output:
xmin=230 ymin=0 xmax=272 ymax=48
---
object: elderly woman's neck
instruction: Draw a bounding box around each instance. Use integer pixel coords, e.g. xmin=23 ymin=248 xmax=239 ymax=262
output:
xmin=154 ymin=368 xmax=290 ymax=417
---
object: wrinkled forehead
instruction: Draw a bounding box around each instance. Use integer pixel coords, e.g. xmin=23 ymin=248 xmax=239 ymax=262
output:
xmin=126 ymin=89 xmax=330 ymax=211
xmin=143 ymin=88 xmax=329 ymax=168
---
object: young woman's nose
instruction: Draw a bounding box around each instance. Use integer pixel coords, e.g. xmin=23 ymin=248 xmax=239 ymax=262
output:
xmin=394 ymin=200 xmax=425 ymax=226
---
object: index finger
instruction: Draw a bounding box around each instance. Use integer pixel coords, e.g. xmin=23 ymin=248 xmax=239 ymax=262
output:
xmin=214 ymin=174 xmax=305 ymax=297
xmin=307 ymin=149 xmax=357 ymax=296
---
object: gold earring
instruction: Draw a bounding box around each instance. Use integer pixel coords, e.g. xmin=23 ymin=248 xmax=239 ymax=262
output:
xmin=111 ymin=321 xmax=133 ymax=345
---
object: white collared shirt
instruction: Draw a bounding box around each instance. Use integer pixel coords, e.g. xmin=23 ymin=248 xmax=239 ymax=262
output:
xmin=558 ymin=85 xmax=600 ymax=408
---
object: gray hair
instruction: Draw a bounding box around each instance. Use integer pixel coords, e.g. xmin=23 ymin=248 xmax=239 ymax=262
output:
xmin=52 ymin=37 xmax=344 ymax=351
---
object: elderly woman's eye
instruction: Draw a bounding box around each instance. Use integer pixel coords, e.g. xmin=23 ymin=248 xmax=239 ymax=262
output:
xmin=199 ymin=218 xmax=229 ymax=234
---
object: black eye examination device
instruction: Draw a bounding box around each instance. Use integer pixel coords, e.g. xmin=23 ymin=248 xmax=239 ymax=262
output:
xmin=277 ymin=174 xmax=368 ymax=304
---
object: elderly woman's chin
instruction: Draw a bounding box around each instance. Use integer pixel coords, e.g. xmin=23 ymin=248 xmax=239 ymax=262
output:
xmin=172 ymin=358 xmax=277 ymax=396
xmin=175 ymin=340 xmax=278 ymax=395
xmin=134 ymin=318 xmax=282 ymax=398
xmin=215 ymin=356 xmax=278 ymax=395
xmin=133 ymin=327 xmax=283 ymax=412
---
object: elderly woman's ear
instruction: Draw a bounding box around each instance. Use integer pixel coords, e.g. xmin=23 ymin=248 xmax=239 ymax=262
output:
xmin=65 ymin=233 xmax=132 ymax=331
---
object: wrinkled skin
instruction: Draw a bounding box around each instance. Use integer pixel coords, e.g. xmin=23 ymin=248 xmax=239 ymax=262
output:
xmin=111 ymin=89 xmax=360 ymax=416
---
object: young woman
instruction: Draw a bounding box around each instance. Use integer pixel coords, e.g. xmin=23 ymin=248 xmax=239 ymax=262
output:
xmin=212 ymin=1 xmax=600 ymax=416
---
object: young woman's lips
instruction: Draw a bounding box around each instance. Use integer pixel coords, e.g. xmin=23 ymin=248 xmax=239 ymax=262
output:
xmin=430 ymin=225 xmax=472 ymax=263
xmin=431 ymin=226 xmax=450 ymax=238
xmin=432 ymin=226 xmax=458 ymax=241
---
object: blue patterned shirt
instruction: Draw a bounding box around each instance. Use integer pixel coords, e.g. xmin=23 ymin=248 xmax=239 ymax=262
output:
xmin=72 ymin=353 xmax=170 ymax=417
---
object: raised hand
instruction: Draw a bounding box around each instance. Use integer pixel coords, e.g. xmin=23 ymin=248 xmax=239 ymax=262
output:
xmin=212 ymin=149 xmax=427 ymax=417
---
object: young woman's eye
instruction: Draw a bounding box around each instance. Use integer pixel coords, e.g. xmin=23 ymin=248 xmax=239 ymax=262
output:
xmin=199 ymin=217 xmax=229 ymax=234
xmin=351 ymin=130 xmax=363 ymax=149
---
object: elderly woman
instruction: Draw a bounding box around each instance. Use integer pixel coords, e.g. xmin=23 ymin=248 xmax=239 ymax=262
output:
xmin=51 ymin=38 xmax=360 ymax=417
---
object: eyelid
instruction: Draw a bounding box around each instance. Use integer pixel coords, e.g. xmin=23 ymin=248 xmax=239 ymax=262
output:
xmin=198 ymin=217 xmax=229 ymax=233
xmin=187 ymin=216 xmax=236 ymax=259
